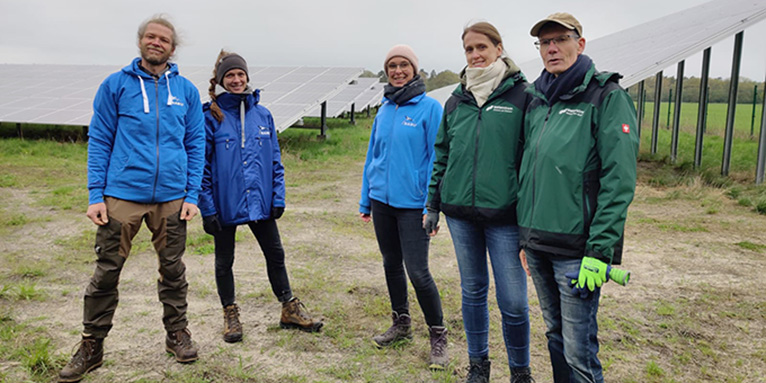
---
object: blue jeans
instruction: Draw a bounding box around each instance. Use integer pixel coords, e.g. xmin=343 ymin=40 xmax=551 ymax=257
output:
xmin=525 ymin=249 xmax=603 ymax=383
xmin=445 ymin=216 xmax=529 ymax=368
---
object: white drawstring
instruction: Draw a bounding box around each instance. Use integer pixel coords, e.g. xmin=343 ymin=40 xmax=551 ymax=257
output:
xmin=164 ymin=71 xmax=174 ymax=106
xmin=137 ymin=76 xmax=149 ymax=113
xmin=240 ymin=98 xmax=246 ymax=148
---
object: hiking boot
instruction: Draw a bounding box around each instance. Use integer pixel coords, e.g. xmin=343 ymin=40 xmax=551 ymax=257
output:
xmin=510 ymin=366 xmax=535 ymax=383
xmin=165 ymin=328 xmax=198 ymax=363
xmin=428 ymin=326 xmax=448 ymax=370
xmin=58 ymin=336 xmax=103 ymax=383
xmin=465 ymin=357 xmax=490 ymax=383
xmin=372 ymin=312 xmax=412 ymax=348
xmin=280 ymin=297 xmax=323 ymax=332
xmin=222 ymin=304 xmax=243 ymax=343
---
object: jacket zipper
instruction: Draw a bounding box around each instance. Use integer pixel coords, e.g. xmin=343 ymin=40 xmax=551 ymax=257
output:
xmin=386 ymin=104 xmax=398 ymax=205
xmin=152 ymin=78 xmax=160 ymax=202
xmin=471 ymin=108 xmax=482 ymax=208
xmin=530 ymin=105 xmax=552 ymax=220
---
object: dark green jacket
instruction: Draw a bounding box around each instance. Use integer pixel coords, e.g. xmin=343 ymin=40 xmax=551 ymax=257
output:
xmin=427 ymin=68 xmax=528 ymax=223
xmin=518 ymin=64 xmax=638 ymax=264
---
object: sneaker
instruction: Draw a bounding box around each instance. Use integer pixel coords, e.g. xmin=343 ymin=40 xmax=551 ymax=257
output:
xmin=372 ymin=312 xmax=412 ymax=348
xmin=428 ymin=326 xmax=448 ymax=370
xmin=465 ymin=357 xmax=490 ymax=383
xmin=280 ymin=297 xmax=323 ymax=332
xmin=510 ymin=366 xmax=535 ymax=383
xmin=222 ymin=304 xmax=243 ymax=343
xmin=58 ymin=336 xmax=103 ymax=383
xmin=165 ymin=328 xmax=198 ymax=363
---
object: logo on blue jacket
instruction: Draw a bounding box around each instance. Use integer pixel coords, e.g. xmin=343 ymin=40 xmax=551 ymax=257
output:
xmin=402 ymin=116 xmax=417 ymax=127
xmin=259 ymin=126 xmax=271 ymax=136
xmin=169 ymin=96 xmax=185 ymax=107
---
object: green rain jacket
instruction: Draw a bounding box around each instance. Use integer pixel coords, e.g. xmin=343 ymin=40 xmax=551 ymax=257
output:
xmin=428 ymin=59 xmax=528 ymax=223
xmin=518 ymin=64 xmax=639 ymax=264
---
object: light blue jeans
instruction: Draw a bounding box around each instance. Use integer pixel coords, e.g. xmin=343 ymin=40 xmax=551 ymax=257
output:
xmin=446 ymin=216 xmax=530 ymax=368
xmin=525 ymin=248 xmax=603 ymax=383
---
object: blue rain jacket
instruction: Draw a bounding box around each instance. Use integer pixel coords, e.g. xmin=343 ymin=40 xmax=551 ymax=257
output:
xmin=87 ymin=57 xmax=205 ymax=205
xmin=199 ymin=88 xmax=285 ymax=225
xmin=359 ymin=92 xmax=443 ymax=214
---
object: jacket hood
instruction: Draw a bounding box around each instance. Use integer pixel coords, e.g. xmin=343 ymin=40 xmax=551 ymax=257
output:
xmin=211 ymin=85 xmax=261 ymax=110
xmin=122 ymin=57 xmax=179 ymax=78
xmin=526 ymin=63 xmax=622 ymax=103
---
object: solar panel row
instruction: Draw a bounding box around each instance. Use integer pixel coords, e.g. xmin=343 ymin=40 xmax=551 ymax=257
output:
xmin=0 ymin=64 xmax=364 ymax=132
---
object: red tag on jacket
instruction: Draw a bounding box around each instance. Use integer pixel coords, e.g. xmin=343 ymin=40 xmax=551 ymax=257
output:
xmin=622 ymin=124 xmax=630 ymax=134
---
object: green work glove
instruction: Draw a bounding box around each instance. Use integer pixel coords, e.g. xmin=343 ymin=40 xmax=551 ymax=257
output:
xmin=575 ymin=256 xmax=608 ymax=292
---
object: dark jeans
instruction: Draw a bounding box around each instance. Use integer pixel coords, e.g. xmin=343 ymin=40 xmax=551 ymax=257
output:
xmin=371 ymin=199 xmax=443 ymax=327
xmin=525 ymin=248 xmax=603 ymax=383
xmin=214 ymin=219 xmax=292 ymax=307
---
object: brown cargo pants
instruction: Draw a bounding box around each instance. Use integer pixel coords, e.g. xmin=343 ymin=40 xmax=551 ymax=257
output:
xmin=82 ymin=197 xmax=189 ymax=338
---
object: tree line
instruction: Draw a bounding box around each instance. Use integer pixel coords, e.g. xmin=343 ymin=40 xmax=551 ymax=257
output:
xmin=627 ymin=76 xmax=765 ymax=104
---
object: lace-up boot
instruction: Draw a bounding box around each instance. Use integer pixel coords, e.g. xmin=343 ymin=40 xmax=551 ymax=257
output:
xmin=465 ymin=357 xmax=491 ymax=383
xmin=372 ymin=311 xmax=412 ymax=348
xmin=280 ymin=297 xmax=323 ymax=332
xmin=223 ymin=304 xmax=243 ymax=343
xmin=58 ymin=336 xmax=103 ymax=382
xmin=510 ymin=366 xmax=535 ymax=383
xmin=165 ymin=328 xmax=198 ymax=363
xmin=428 ymin=326 xmax=449 ymax=370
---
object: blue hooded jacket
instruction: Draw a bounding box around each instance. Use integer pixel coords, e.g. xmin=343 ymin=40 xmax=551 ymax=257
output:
xmin=87 ymin=57 xmax=205 ymax=205
xmin=359 ymin=92 xmax=443 ymax=214
xmin=198 ymin=87 xmax=285 ymax=225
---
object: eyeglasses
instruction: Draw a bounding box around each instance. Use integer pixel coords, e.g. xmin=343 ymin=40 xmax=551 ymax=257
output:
xmin=387 ymin=61 xmax=411 ymax=71
xmin=534 ymin=34 xmax=579 ymax=49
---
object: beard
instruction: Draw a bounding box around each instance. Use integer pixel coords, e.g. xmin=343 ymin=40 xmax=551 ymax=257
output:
xmin=140 ymin=44 xmax=172 ymax=66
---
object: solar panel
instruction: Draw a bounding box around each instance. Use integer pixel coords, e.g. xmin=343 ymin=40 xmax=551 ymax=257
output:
xmin=305 ymin=77 xmax=383 ymax=118
xmin=426 ymin=84 xmax=459 ymax=107
xmin=0 ymin=64 xmax=362 ymax=132
xmin=518 ymin=0 xmax=766 ymax=87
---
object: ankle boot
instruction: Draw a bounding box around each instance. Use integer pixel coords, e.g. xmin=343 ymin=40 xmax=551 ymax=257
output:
xmin=58 ymin=335 xmax=103 ymax=383
xmin=165 ymin=328 xmax=198 ymax=363
xmin=428 ymin=326 xmax=448 ymax=370
xmin=465 ymin=357 xmax=490 ymax=383
xmin=510 ymin=366 xmax=535 ymax=383
xmin=280 ymin=297 xmax=323 ymax=332
xmin=222 ymin=304 xmax=243 ymax=343
xmin=372 ymin=311 xmax=412 ymax=348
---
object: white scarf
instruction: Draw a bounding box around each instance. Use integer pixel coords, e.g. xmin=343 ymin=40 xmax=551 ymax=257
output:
xmin=465 ymin=58 xmax=508 ymax=107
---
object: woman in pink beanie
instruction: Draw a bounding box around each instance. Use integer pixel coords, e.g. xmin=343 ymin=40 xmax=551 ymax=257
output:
xmin=358 ymin=44 xmax=448 ymax=369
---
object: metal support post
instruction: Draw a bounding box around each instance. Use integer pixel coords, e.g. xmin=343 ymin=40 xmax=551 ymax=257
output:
xmin=695 ymin=47 xmax=711 ymax=169
xmin=756 ymin=75 xmax=766 ymax=184
xmin=16 ymin=123 xmax=23 ymax=139
xmin=722 ymin=31 xmax=743 ymax=177
xmin=667 ymin=88 xmax=672 ymax=128
xmin=636 ymin=80 xmax=645 ymax=139
xmin=751 ymin=85 xmax=757 ymax=138
xmin=349 ymin=102 xmax=356 ymax=125
xmin=651 ymin=71 xmax=662 ymax=154
xmin=318 ymin=101 xmax=329 ymax=139
xmin=671 ymin=60 xmax=684 ymax=163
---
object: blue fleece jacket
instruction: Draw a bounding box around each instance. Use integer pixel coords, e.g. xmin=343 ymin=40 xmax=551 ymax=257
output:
xmin=198 ymin=89 xmax=285 ymax=225
xmin=87 ymin=58 xmax=205 ymax=205
xmin=359 ymin=92 xmax=443 ymax=214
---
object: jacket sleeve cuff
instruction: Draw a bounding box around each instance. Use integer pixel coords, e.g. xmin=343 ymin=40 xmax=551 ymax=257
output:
xmin=586 ymin=249 xmax=612 ymax=264
xmin=89 ymin=188 xmax=105 ymax=204
xmin=359 ymin=205 xmax=371 ymax=215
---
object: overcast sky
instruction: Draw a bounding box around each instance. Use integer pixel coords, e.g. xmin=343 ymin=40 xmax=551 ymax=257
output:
xmin=1 ymin=0 xmax=765 ymax=81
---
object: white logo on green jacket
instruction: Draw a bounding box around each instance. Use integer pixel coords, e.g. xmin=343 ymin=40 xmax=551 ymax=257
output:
xmin=558 ymin=108 xmax=584 ymax=117
xmin=486 ymin=105 xmax=514 ymax=114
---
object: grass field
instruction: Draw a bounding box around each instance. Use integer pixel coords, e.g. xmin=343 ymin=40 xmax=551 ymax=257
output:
xmin=0 ymin=115 xmax=765 ymax=382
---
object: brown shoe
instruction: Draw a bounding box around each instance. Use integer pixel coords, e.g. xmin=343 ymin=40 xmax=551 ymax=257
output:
xmin=372 ymin=312 xmax=412 ymax=348
xmin=165 ymin=328 xmax=198 ymax=363
xmin=429 ymin=326 xmax=449 ymax=370
xmin=280 ymin=297 xmax=323 ymax=332
xmin=58 ymin=336 xmax=103 ymax=383
xmin=222 ymin=304 xmax=243 ymax=343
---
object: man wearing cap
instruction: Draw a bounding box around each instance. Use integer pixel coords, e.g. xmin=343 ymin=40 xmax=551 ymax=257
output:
xmin=517 ymin=12 xmax=639 ymax=383
xmin=59 ymin=14 xmax=204 ymax=383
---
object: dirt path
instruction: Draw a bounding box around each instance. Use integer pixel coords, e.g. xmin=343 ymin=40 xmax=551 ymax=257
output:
xmin=1 ymin=161 xmax=765 ymax=383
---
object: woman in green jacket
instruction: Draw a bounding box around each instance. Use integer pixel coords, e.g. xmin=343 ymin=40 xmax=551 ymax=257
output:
xmin=425 ymin=21 xmax=534 ymax=383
